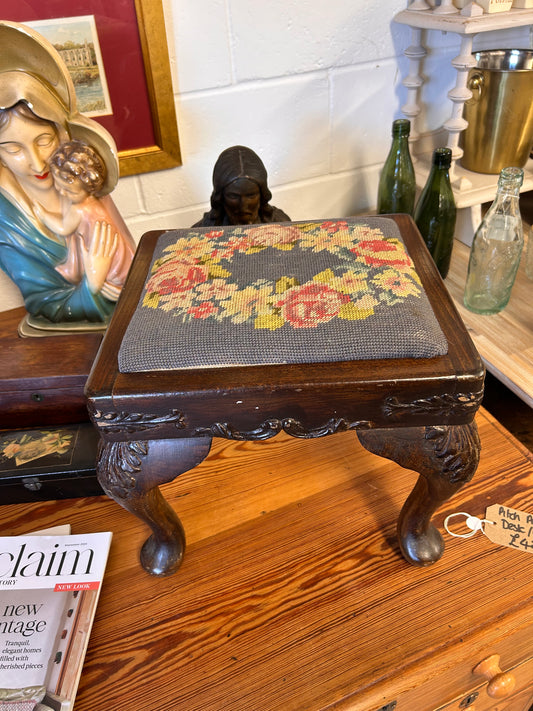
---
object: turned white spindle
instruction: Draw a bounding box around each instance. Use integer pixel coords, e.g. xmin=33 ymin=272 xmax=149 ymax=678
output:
xmin=407 ymin=0 xmax=432 ymax=10
xmin=433 ymin=0 xmax=459 ymax=13
xmin=401 ymin=28 xmax=427 ymax=145
xmin=443 ymin=34 xmax=477 ymax=186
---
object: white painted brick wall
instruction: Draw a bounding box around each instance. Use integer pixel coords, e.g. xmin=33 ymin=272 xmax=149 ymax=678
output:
xmin=1 ymin=1 xmax=530 ymax=311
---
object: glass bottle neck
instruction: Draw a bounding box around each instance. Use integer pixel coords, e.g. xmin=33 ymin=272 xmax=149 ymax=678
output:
xmin=495 ymin=168 xmax=523 ymax=199
xmin=488 ymin=190 xmax=521 ymax=217
xmin=428 ymin=163 xmax=450 ymax=180
xmin=493 ymin=175 xmax=522 ymax=209
xmin=391 ymin=119 xmax=410 ymax=138
xmin=391 ymin=134 xmax=409 ymax=147
xmin=496 ymin=183 xmax=521 ymax=199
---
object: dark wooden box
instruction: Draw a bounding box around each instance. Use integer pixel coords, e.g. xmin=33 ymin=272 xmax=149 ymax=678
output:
xmin=0 ymin=307 xmax=102 ymax=429
xmin=0 ymin=422 xmax=102 ymax=504
xmin=0 ymin=308 xmax=103 ymax=502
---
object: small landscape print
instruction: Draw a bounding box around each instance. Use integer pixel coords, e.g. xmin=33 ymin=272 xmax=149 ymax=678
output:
xmin=28 ymin=15 xmax=113 ymax=117
xmin=0 ymin=429 xmax=74 ymax=468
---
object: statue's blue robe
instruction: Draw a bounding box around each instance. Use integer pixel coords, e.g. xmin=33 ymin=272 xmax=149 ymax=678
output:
xmin=0 ymin=192 xmax=114 ymax=323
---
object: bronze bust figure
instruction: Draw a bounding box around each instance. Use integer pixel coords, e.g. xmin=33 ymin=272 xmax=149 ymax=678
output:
xmin=193 ymin=145 xmax=290 ymax=227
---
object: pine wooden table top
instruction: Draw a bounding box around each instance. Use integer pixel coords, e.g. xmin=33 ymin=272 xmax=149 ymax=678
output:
xmin=446 ymin=238 xmax=533 ymax=408
xmin=0 ymin=408 xmax=532 ymax=710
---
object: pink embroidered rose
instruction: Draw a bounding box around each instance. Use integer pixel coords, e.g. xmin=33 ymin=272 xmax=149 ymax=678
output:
xmin=187 ymin=301 xmax=220 ymax=319
xmin=278 ymin=283 xmax=350 ymax=328
xmin=351 ymin=239 xmax=413 ymax=268
xmin=247 ymin=224 xmax=301 ymax=248
xmin=195 ymin=278 xmax=238 ymax=302
xmin=320 ymin=220 xmax=348 ymax=233
xmin=212 ymin=234 xmax=254 ymax=260
xmin=147 ymin=263 xmax=210 ymax=295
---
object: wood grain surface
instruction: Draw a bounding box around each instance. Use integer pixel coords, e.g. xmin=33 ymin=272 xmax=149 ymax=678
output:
xmin=1 ymin=408 xmax=532 ymax=711
xmin=446 ymin=237 xmax=533 ymax=408
xmin=0 ymin=307 xmax=102 ymax=427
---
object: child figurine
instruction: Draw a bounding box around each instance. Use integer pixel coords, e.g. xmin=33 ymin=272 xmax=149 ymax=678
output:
xmin=34 ymin=139 xmax=135 ymax=300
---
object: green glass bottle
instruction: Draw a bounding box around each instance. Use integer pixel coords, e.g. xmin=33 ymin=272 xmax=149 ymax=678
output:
xmin=414 ymin=147 xmax=456 ymax=279
xmin=377 ymin=118 xmax=416 ymax=216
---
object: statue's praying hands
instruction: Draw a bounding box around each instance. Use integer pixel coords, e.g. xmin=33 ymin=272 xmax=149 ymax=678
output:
xmin=81 ymin=220 xmax=119 ymax=295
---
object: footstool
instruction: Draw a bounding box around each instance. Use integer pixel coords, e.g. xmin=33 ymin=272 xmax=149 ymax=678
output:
xmin=85 ymin=215 xmax=484 ymax=576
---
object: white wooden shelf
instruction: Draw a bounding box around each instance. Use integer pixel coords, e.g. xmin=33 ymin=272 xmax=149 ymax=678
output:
xmin=395 ymin=7 xmax=533 ymax=34
xmin=413 ymin=154 xmax=533 ymax=208
xmin=394 ymin=3 xmax=533 ymax=243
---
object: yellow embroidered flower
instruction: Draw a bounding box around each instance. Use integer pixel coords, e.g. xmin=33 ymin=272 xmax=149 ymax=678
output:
xmin=329 ymin=270 xmax=369 ymax=295
xmin=162 ymin=235 xmax=213 ymax=263
xmin=220 ymin=283 xmax=274 ymax=324
xmin=254 ymin=313 xmax=285 ymax=330
xmin=276 ymin=276 xmax=300 ymax=293
xmin=373 ymin=269 xmax=420 ymax=298
xmin=338 ymin=295 xmax=379 ymax=320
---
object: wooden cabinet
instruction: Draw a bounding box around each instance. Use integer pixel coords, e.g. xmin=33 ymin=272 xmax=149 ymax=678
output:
xmin=437 ymin=654 xmax=533 ymax=709
xmin=433 ymin=655 xmax=533 ymax=710
xmin=0 ymin=409 xmax=532 ymax=710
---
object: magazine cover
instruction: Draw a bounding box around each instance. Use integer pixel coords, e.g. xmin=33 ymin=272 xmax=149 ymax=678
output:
xmin=0 ymin=530 xmax=112 ymax=711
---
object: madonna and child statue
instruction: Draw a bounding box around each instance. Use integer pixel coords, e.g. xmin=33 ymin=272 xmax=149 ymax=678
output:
xmin=0 ymin=21 xmax=135 ymax=336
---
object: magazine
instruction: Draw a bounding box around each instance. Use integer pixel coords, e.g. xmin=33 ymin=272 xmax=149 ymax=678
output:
xmin=0 ymin=527 xmax=112 ymax=711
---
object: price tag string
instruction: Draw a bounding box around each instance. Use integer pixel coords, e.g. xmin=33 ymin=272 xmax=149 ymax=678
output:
xmin=444 ymin=504 xmax=533 ymax=553
xmin=444 ymin=511 xmax=496 ymax=538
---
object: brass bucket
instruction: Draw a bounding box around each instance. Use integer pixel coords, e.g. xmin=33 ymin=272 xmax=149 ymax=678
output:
xmin=461 ymin=49 xmax=533 ymax=174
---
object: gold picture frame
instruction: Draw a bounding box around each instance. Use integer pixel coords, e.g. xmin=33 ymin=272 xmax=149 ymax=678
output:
xmin=121 ymin=0 xmax=182 ymax=176
xmin=9 ymin=0 xmax=182 ymax=177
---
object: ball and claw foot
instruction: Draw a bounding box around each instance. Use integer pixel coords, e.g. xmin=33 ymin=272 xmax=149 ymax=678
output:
xmin=140 ymin=532 xmax=185 ymax=576
xmin=399 ymin=523 xmax=445 ymax=567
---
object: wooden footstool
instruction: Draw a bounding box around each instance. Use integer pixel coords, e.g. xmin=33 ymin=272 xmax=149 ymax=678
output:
xmin=85 ymin=215 xmax=484 ymax=576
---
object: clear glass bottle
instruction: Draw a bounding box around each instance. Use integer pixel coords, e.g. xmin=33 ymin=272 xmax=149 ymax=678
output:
xmin=413 ymin=147 xmax=456 ymax=279
xmin=377 ymin=118 xmax=416 ymax=216
xmin=525 ymin=225 xmax=533 ymax=281
xmin=464 ymin=167 xmax=524 ymax=314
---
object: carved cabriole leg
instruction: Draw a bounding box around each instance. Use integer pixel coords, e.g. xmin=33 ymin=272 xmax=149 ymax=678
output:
xmin=97 ymin=437 xmax=212 ymax=576
xmin=357 ymin=422 xmax=480 ymax=566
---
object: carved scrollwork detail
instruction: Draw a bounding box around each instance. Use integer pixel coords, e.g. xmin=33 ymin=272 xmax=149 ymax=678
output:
xmin=282 ymin=417 xmax=373 ymax=438
xmin=194 ymin=419 xmax=282 ymax=440
xmin=425 ymin=423 xmax=481 ymax=484
xmin=194 ymin=416 xmax=373 ymax=440
xmin=384 ymin=391 xmax=483 ymax=419
xmin=97 ymin=440 xmax=149 ymax=499
xmin=88 ymin=402 xmax=186 ymax=434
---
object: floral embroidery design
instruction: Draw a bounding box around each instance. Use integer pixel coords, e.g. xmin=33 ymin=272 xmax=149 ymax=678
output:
xmin=142 ymin=221 xmax=422 ymax=331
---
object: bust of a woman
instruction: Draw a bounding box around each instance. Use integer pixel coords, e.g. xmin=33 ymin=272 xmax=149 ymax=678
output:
xmin=0 ymin=21 xmax=135 ymax=334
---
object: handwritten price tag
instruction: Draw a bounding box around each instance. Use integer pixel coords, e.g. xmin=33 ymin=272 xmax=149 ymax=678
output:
xmin=484 ymin=504 xmax=533 ymax=553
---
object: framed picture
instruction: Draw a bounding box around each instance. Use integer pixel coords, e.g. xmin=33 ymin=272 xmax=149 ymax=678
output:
xmin=3 ymin=0 xmax=182 ymax=177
